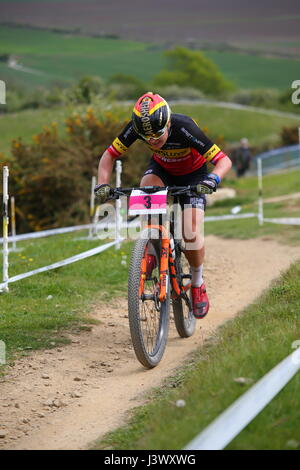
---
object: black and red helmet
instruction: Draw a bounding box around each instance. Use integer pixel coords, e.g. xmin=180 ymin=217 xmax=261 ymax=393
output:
xmin=132 ymin=92 xmax=171 ymax=139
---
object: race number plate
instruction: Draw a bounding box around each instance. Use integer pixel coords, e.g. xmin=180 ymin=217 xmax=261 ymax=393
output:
xmin=128 ymin=190 xmax=167 ymax=216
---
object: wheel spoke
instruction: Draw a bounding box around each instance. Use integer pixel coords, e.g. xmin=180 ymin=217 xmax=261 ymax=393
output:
xmin=139 ymin=275 xmax=160 ymax=355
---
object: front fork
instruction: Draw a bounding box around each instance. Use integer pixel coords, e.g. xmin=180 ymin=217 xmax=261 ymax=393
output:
xmin=139 ymin=228 xmax=183 ymax=303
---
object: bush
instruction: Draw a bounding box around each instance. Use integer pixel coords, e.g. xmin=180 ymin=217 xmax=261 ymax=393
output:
xmin=230 ymin=88 xmax=280 ymax=108
xmin=153 ymin=47 xmax=235 ymax=97
xmin=106 ymin=74 xmax=147 ymax=100
xmin=65 ymin=76 xmax=104 ymax=104
xmin=153 ymin=85 xmax=205 ymax=101
xmin=280 ymin=126 xmax=300 ymax=146
xmin=0 ymin=85 xmax=66 ymax=114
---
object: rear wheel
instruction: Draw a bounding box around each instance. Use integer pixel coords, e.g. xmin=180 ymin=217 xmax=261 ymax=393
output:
xmin=172 ymin=245 xmax=196 ymax=338
xmin=128 ymin=228 xmax=170 ymax=368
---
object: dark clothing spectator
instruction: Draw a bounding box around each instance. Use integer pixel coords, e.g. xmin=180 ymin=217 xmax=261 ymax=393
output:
xmin=233 ymin=138 xmax=252 ymax=177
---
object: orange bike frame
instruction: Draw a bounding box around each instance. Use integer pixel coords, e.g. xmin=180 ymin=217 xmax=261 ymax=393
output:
xmin=139 ymin=224 xmax=181 ymax=302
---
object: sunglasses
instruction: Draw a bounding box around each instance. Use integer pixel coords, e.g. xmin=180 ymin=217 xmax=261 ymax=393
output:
xmin=139 ymin=125 xmax=168 ymax=141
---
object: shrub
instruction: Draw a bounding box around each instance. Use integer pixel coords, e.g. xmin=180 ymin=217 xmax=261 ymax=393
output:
xmin=230 ymin=88 xmax=280 ymax=108
xmin=106 ymin=74 xmax=147 ymax=100
xmin=153 ymin=47 xmax=235 ymax=97
xmin=281 ymin=126 xmax=300 ymax=146
xmin=64 ymin=76 xmax=104 ymax=104
xmin=154 ymin=85 xmax=205 ymax=101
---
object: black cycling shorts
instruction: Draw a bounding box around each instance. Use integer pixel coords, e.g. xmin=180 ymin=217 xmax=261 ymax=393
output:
xmin=143 ymin=159 xmax=207 ymax=211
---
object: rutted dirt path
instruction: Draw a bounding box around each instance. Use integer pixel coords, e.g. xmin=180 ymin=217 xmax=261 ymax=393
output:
xmin=1 ymin=235 xmax=300 ymax=450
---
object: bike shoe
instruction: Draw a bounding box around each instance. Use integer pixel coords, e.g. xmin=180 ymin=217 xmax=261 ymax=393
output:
xmin=146 ymin=254 xmax=157 ymax=279
xmin=191 ymin=283 xmax=209 ymax=319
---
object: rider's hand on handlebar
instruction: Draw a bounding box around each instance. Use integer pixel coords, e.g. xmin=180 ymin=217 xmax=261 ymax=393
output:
xmin=94 ymin=183 xmax=112 ymax=203
xmin=196 ymin=174 xmax=220 ymax=194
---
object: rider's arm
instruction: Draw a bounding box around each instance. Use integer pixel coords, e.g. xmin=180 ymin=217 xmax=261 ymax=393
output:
xmin=97 ymin=121 xmax=139 ymax=184
xmin=97 ymin=149 xmax=115 ymax=184
xmin=210 ymin=154 xmax=232 ymax=181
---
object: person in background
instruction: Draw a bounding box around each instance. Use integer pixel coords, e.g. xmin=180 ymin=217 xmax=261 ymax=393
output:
xmin=233 ymin=138 xmax=252 ymax=177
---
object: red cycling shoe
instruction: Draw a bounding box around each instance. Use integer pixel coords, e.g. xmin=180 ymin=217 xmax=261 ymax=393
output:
xmin=191 ymin=283 xmax=209 ymax=319
xmin=146 ymin=254 xmax=157 ymax=279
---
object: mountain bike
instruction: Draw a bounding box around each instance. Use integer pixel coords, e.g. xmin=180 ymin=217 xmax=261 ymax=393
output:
xmin=110 ymin=184 xmax=209 ymax=369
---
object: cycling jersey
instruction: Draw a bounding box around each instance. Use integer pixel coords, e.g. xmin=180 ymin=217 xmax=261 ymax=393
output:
xmin=107 ymin=113 xmax=226 ymax=176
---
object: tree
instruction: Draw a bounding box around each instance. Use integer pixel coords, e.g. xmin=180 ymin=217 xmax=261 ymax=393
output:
xmin=153 ymin=47 xmax=234 ymax=97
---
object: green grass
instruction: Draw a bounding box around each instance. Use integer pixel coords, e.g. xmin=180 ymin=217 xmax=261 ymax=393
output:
xmin=0 ymin=25 xmax=164 ymax=88
xmin=94 ymin=259 xmax=300 ymax=450
xmin=204 ymin=170 xmax=300 ymax=243
xmin=172 ymin=104 xmax=299 ymax=146
xmin=0 ymin=231 xmax=133 ymax=362
xmin=1 ymin=101 xmax=298 ymax=156
xmin=0 ymin=105 xmax=70 ymax=154
xmin=231 ymin=169 xmax=300 ymax=199
xmin=205 ymin=51 xmax=300 ymax=90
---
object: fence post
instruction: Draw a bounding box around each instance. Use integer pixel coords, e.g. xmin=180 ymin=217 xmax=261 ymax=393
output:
xmin=257 ymin=158 xmax=264 ymax=226
xmin=2 ymin=166 xmax=9 ymax=292
xmin=11 ymin=196 xmax=17 ymax=252
xmin=115 ymin=160 xmax=122 ymax=250
xmin=89 ymin=176 xmax=96 ymax=239
xmin=298 ymin=127 xmax=300 ymax=161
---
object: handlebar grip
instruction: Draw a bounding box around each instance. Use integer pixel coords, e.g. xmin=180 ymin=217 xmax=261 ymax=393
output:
xmin=196 ymin=183 xmax=214 ymax=195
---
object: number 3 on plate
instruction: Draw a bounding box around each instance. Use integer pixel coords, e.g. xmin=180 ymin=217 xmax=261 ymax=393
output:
xmin=143 ymin=195 xmax=151 ymax=209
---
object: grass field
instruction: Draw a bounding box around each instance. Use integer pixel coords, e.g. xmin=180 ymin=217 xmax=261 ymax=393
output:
xmin=205 ymin=169 xmax=300 ymax=245
xmin=204 ymin=50 xmax=300 ymax=90
xmin=0 ymin=101 xmax=298 ymax=156
xmin=0 ymin=232 xmax=132 ymax=362
xmin=0 ymin=25 xmax=299 ymax=91
xmin=0 ymin=25 xmax=163 ymax=88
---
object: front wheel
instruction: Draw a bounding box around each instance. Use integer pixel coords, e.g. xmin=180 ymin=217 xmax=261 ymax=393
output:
xmin=128 ymin=228 xmax=170 ymax=368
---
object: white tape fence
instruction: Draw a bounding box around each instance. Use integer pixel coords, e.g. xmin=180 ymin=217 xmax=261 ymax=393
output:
xmin=184 ymin=347 xmax=300 ymax=450
xmin=0 ymin=166 xmax=124 ymax=293
xmin=257 ymin=142 xmax=300 ymax=227
xmin=0 ymin=239 xmax=122 ymax=292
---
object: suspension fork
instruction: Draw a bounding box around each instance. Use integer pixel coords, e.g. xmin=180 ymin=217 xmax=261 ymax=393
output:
xmin=169 ymin=238 xmax=181 ymax=298
xmin=139 ymin=245 xmax=148 ymax=297
xmin=138 ymin=224 xmax=171 ymax=302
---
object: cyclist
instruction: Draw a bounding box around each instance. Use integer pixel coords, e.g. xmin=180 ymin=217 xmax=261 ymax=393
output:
xmin=95 ymin=92 xmax=232 ymax=319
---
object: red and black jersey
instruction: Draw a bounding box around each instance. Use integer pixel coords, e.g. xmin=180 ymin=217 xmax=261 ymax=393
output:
xmin=107 ymin=113 xmax=226 ymax=176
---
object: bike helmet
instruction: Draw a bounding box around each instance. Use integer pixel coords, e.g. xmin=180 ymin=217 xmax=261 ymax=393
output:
xmin=132 ymin=92 xmax=171 ymax=140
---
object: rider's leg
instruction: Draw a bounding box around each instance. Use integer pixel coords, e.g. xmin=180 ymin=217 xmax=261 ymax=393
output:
xmin=140 ymin=174 xmax=164 ymax=187
xmin=182 ymin=207 xmax=209 ymax=318
xmin=182 ymin=207 xmax=205 ymax=275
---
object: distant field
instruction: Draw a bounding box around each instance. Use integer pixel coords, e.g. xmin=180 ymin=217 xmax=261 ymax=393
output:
xmin=204 ymin=51 xmax=300 ymax=90
xmin=0 ymin=25 xmax=299 ymax=92
xmin=1 ymin=0 xmax=300 ymax=48
xmin=0 ymin=26 xmax=164 ymax=88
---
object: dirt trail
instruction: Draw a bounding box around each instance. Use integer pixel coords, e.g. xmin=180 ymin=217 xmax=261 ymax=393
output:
xmin=1 ymin=235 xmax=300 ymax=450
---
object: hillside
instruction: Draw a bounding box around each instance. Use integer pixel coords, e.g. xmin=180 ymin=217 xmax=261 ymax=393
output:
xmin=0 ymin=25 xmax=299 ymax=92
xmin=1 ymin=0 xmax=300 ymax=57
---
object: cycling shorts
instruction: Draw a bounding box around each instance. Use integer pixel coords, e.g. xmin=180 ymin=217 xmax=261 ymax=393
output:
xmin=143 ymin=159 xmax=207 ymax=211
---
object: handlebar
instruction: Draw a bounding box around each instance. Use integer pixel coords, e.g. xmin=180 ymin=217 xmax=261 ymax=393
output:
xmin=110 ymin=184 xmax=213 ymax=199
